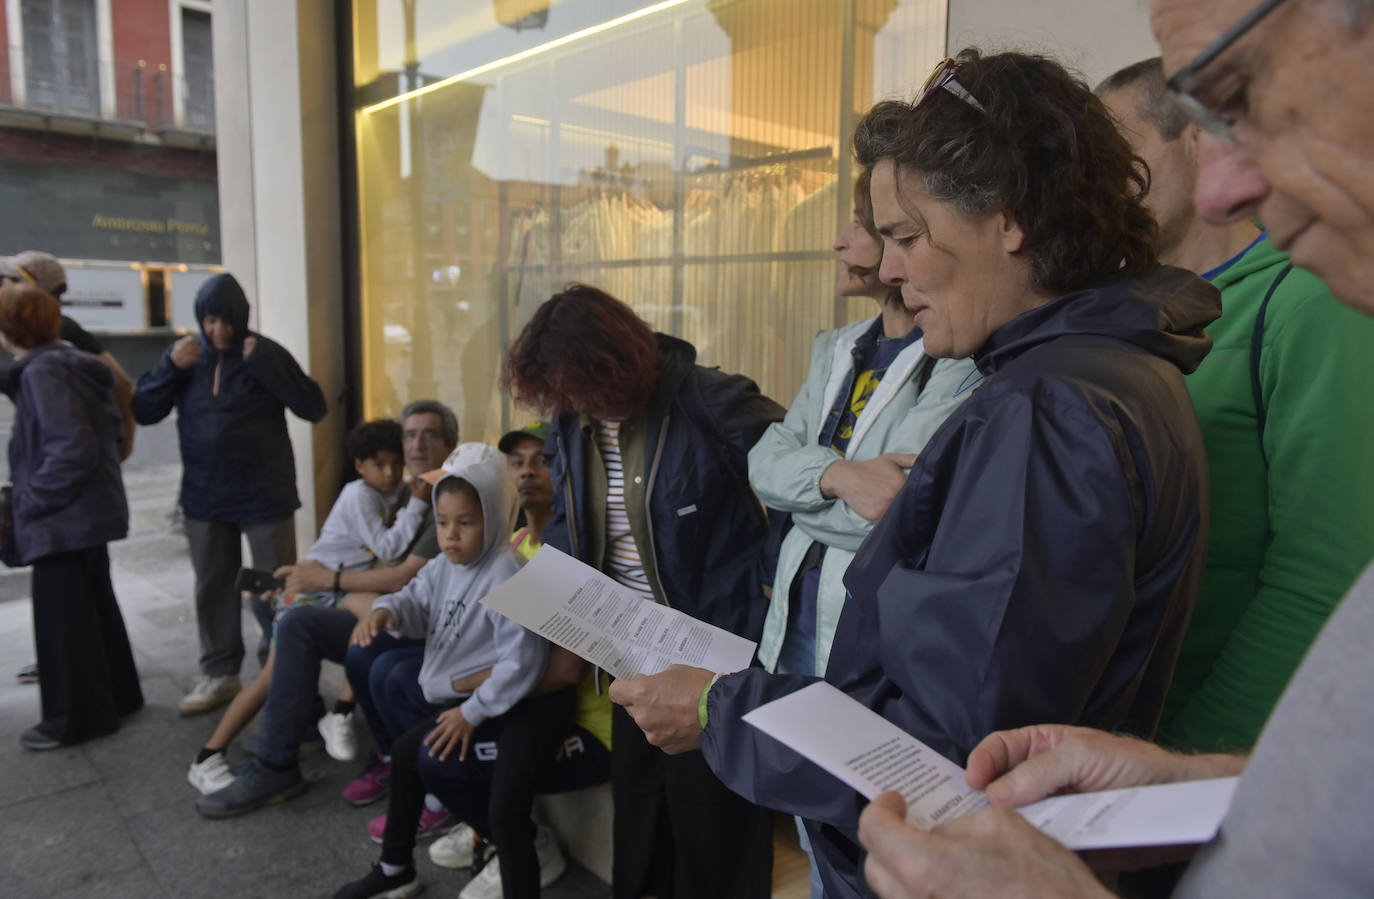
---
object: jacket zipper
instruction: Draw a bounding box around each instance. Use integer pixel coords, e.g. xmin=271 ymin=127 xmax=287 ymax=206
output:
xmin=643 ymin=415 xmax=672 ymax=609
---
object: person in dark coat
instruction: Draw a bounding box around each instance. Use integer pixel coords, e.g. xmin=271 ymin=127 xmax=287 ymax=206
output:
xmin=0 ymin=282 xmax=142 ymax=751
xmin=503 ymin=283 xmax=786 ymax=899
xmin=610 ymin=50 xmax=1222 ymax=898
xmin=132 ymin=272 xmax=327 ymax=716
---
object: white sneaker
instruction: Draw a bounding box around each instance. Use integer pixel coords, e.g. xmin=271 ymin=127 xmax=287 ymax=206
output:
xmin=458 ymin=825 xmax=566 ymax=899
xmin=187 ymin=751 xmax=235 ymax=795
xmin=179 ymin=675 xmax=242 ymax=716
xmin=429 ymin=821 xmax=478 ymax=868
xmin=317 ymin=710 xmax=358 ymax=762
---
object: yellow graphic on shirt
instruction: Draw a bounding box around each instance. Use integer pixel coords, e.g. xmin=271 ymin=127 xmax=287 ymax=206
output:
xmin=835 ymin=369 xmax=881 ymax=443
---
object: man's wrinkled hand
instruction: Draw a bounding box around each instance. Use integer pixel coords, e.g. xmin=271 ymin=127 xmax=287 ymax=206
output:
xmin=965 ymin=724 xmax=1238 ymax=808
xmin=608 ymin=664 xmax=714 ymax=754
xmin=860 ymin=792 xmax=1114 ymax=899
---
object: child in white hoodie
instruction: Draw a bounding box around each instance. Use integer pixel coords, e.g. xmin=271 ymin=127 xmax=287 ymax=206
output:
xmin=187 ymin=419 xmax=430 ymax=793
xmin=335 ymin=443 xmax=548 ymax=899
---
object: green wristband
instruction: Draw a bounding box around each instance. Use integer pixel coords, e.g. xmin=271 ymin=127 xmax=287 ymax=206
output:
xmin=698 ymin=672 xmax=723 ymax=729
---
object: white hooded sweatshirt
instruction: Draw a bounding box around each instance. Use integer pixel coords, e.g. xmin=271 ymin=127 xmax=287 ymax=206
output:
xmin=372 ymin=443 xmax=548 ymax=725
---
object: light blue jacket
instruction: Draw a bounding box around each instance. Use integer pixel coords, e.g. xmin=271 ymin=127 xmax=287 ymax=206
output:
xmin=749 ymin=317 xmax=979 ymax=674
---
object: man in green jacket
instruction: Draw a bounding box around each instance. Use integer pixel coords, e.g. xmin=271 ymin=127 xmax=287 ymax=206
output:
xmin=1098 ymin=59 xmax=1374 ymax=753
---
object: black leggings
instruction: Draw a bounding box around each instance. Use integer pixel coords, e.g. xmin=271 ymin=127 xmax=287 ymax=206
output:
xmin=379 ymin=709 xmax=446 ymax=868
xmin=31 ymin=545 xmax=143 ymax=743
xmin=417 ymin=688 xmax=603 ymax=899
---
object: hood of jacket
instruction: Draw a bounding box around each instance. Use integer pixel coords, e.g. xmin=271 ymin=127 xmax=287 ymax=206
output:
xmin=1208 ymin=233 xmax=1287 ymax=291
xmin=644 ymin=332 xmax=698 ymax=413
xmin=193 ymin=273 xmax=251 ymax=347
xmin=974 ymin=265 xmax=1221 ymax=378
xmin=15 ymin=340 xmax=114 ymax=392
xmin=432 ymin=442 xmax=518 ymax=568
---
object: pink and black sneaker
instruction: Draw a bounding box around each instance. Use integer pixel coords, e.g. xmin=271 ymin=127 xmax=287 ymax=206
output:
xmin=368 ymin=806 xmax=456 ymax=844
xmin=341 ymin=757 xmax=392 ymax=806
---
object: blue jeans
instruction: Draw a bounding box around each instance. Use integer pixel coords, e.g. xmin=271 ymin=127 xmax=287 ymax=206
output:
xmin=252 ymin=605 xmax=355 ymax=768
xmin=343 ymin=635 xmax=425 ymax=755
xmin=378 ymin=656 xmax=446 ymax=741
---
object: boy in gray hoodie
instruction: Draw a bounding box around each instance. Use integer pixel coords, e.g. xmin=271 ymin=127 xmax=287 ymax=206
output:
xmin=335 ymin=443 xmax=549 ymax=899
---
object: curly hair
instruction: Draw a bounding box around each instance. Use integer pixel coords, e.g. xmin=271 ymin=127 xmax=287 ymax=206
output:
xmin=502 ymin=284 xmax=661 ymax=419
xmin=0 ymin=282 xmax=62 ymax=350
xmin=853 ymin=48 xmax=1158 ymax=294
xmin=345 ymin=418 xmax=404 ymax=463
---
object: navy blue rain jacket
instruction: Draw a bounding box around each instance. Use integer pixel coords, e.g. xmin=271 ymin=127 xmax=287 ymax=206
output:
xmin=701 ymin=266 xmax=1222 ymax=897
xmin=542 ymin=334 xmax=785 ymax=640
xmin=131 ymin=274 xmax=327 ymax=523
xmin=1 ymin=343 xmax=128 ymax=563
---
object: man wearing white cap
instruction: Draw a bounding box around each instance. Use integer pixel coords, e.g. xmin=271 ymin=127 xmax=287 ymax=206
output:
xmin=0 ymin=250 xmax=137 ymax=462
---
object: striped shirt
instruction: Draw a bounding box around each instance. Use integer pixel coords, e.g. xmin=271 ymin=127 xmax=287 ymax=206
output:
xmin=595 ymin=419 xmax=655 ymax=599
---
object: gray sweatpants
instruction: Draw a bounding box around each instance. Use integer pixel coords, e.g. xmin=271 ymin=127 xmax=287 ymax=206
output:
xmin=185 ymin=517 xmax=296 ymax=677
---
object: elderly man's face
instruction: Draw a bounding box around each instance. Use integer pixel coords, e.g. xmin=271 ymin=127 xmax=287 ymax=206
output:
xmin=401 ymin=412 xmax=452 ymax=475
xmin=1151 ymin=0 xmax=1374 ymax=312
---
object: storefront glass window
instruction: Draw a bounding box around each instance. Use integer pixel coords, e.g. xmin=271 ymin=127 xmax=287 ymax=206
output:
xmin=352 ymin=0 xmax=946 ymax=440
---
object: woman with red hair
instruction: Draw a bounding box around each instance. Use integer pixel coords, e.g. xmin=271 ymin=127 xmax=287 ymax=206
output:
xmin=503 ymin=283 xmax=786 ymax=899
xmin=0 ymin=282 xmax=141 ymax=750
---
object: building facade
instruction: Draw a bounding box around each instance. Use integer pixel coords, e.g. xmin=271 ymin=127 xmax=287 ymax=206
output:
xmin=1 ymin=0 xmax=221 ymax=334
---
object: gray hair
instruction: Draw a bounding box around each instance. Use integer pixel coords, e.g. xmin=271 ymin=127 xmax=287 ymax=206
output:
xmin=1342 ymin=0 xmax=1374 ymax=27
xmin=400 ymin=399 xmax=459 ymax=447
xmin=1095 ymin=58 xmax=1190 ymax=141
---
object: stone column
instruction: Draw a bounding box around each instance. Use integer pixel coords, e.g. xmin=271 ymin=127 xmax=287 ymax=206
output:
xmin=213 ymin=0 xmax=347 ymax=545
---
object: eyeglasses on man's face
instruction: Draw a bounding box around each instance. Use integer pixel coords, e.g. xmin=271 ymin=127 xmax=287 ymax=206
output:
xmin=1165 ymin=0 xmax=1290 ymax=143
xmin=403 ymin=428 xmax=443 ymax=445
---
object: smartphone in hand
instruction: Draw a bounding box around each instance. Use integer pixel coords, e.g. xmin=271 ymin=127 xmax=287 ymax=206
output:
xmin=235 ymin=567 xmax=284 ymax=594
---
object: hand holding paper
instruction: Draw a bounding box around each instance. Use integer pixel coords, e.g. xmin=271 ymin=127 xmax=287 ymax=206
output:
xmin=610 ymin=664 xmax=715 ymax=754
xmin=860 ymin=794 xmax=1119 ymax=899
xmin=742 ymin=683 xmax=1238 ymax=852
xmin=480 ymin=546 xmax=757 ymax=681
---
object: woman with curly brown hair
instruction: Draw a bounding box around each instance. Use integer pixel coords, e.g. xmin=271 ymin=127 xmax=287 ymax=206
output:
xmin=504 ymin=283 xmax=785 ymax=899
xmin=611 ymin=49 xmax=1223 ymax=898
xmin=0 ymin=282 xmax=141 ymax=751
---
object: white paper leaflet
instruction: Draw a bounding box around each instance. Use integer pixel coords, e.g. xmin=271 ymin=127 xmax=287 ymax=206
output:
xmin=480 ymin=545 xmax=758 ymax=680
xmin=742 ymin=682 xmax=1238 ymax=850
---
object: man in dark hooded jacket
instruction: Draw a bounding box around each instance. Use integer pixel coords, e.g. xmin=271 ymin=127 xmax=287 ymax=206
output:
xmin=133 ymin=273 xmax=326 ymax=715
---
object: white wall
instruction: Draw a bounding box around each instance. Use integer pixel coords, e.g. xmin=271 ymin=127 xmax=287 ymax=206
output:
xmin=213 ymin=0 xmax=346 ymax=546
xmin=947 ymin=0 xmax=1158 ymax=88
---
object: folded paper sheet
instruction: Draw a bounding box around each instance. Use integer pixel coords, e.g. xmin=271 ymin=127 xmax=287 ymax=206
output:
xmin=480 ymin=545 xmax=758 ymax=681
xmin=742 ymin=682 xmax=1238 ymax=850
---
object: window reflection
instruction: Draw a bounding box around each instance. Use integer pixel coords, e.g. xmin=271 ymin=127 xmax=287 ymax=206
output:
xmin=353 ymin=0 xmax=946 ymax=441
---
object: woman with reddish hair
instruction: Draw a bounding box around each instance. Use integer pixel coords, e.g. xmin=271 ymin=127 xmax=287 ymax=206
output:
xmin=503 ymin=283 xmax=786 ymax=899
xmin=0 ymin=282 xmax=141 ymax=750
